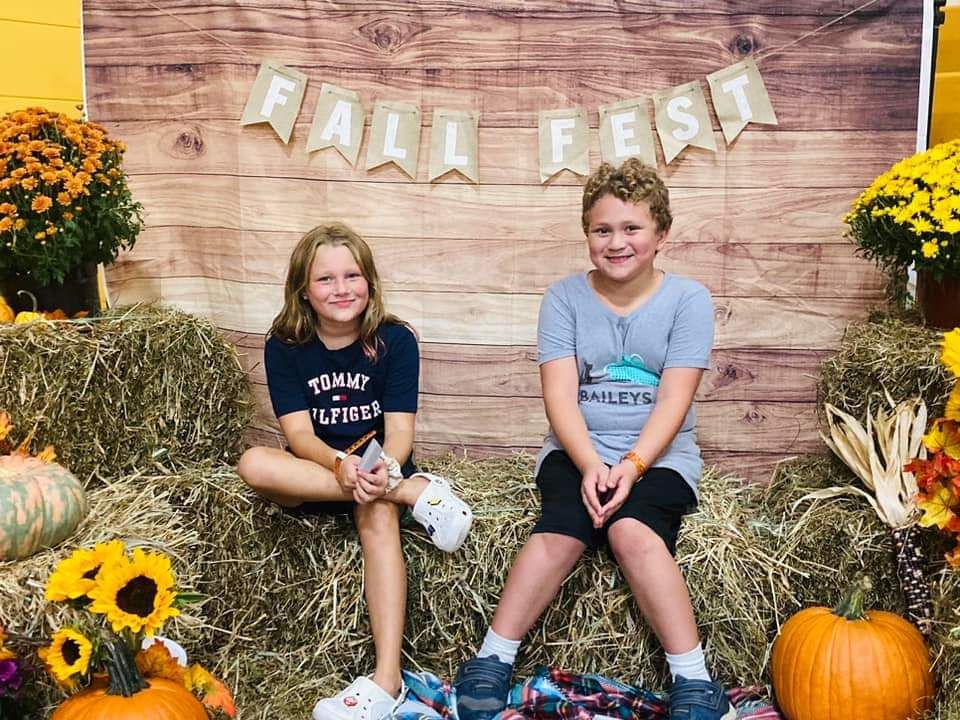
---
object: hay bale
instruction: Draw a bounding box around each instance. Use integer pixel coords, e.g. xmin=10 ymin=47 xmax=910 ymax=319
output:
xmin=817 ymin=313 xmax=954 ymax=421
xmin=3 ymin=456 xmax=958 ymax=719
xmin=0 ymin=305 xmax=254 ymax=480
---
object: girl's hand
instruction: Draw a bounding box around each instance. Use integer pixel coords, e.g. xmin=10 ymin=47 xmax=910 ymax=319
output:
xmin=354 ymin=461 xmax=388 ymax=504
xmin=581 ymin=463 xmax=610 ymax=528
xmin=598 ymin=461 xmax=638 ymax=522
xmin=336 ymin=455 xmax=361 ymax=493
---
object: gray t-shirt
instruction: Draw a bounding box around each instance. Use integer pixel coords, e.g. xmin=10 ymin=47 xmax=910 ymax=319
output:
xmin=536 ymin=271 xmax=715 ymax=496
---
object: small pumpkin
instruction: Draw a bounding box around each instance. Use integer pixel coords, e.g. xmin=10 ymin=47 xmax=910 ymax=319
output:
xmin=0 ymin=454 xmax=88 ymax=560
xmin=52 ymin=639 xmax=207 ymax=720
xmin=0 ymin=295 xmax=13 ymax=323
xmin=771 ymin=579 xmax=935 ymax=720
xmin=12 ymin=289 xmax=44 ymax=324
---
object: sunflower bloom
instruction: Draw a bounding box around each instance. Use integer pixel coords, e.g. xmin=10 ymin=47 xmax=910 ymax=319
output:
xmin=45 ymin=540 xmax=126 ymax=601
xmin=944 ymin=328 xmax=960 ymax=378
xmin=38 ymin=629 xmax=92 ymax=685
xmin=88 ymin=548 xmax=180 ymax=635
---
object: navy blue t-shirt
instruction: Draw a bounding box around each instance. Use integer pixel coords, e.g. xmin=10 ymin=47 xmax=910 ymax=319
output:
xmin=264 ymin=322 xmax=419 ymax=474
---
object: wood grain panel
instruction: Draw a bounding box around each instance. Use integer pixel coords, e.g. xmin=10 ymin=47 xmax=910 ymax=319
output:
xmin=226 ymin=332 xmax=826 ymax=403
xmin=109 ymin=275 xmax=870 ymax=348
xmin=111 ymin=228 xmax=884 ymax=299
xmin=83 ymin=9 xmax=919 ymax=72
xmin=110 ymin=119 xmax=914 ymax=189
xmin=85 ymin=64 xmax=920 ymax=131
xmin=82 ymin=0 xmax=903 ymax=17
xmin=125 ymin=174 xmax=854 ymax=244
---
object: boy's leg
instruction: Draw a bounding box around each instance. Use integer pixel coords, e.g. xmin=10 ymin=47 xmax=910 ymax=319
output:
xmin=606 ymin=469 xmax=734 ymax=720
xmin=455 ymin=451 xmax=592 ymax=720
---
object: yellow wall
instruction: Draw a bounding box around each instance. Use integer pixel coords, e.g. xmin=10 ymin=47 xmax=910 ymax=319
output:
xmin=0 ymin=0 xmax=84 ymax=118
xmin=931 ymin=3 xmax=960 ymax=144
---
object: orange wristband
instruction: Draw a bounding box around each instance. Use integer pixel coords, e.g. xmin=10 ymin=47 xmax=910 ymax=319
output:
xmin=621 ymin=451 xmax=647 ymax=479
xmin=334 ymin=430 xmax=377 ymax=475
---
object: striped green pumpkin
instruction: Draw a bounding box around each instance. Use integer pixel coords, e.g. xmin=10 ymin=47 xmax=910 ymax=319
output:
xmin=0 ymin=454 xmax=87 ymax=560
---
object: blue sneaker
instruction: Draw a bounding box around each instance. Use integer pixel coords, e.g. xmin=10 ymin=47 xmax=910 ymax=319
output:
xmin=669 ymin=676 xmax=736 ymax=720
xmin=453 ymin=655 xmax=512 ymax=720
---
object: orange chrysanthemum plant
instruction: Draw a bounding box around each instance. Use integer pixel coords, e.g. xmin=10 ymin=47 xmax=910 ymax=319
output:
xmin=905 ymin=328 xmax=960 ymax=566
xmin=39 ymin=541 xmax=235 ymax=717
xmin=0 ymin=107 xmax=143 ymax=284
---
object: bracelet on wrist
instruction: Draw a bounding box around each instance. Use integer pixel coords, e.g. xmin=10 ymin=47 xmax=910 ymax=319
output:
xmin=620 ymin=451 xmax=648 ymax=479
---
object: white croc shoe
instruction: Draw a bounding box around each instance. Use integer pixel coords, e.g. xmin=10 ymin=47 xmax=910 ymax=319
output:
xmin=311 ymin=676 xmax=406 ymax=720
xmin=410 ymin=472 xmax=473 ymax=553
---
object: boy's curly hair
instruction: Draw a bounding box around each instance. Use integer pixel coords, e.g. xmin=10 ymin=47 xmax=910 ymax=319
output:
xmin=581 ymin=158 xmax=672 ymax=235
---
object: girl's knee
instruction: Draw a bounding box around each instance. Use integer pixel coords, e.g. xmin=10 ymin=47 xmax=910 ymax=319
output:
xmin=531 ymin=532 xmax=586 ymax=564
xmin=608 ymin=518 xmax=666 ymax=560
xmin=355 ymin=500 xmax=401 ymax=536
xmin=237 ymin=447 xmax=274 ymax=489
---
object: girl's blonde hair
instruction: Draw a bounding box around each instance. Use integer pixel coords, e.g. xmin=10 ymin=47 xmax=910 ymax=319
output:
xmin=581 ymin=158 xmax=672 ymax=235
xmin=270 ymin=223 xmax=405 ymax=361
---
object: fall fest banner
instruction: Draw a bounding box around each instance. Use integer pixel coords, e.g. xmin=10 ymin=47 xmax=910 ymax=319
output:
xmin=240 ymin=57 xmax=777 ymax=184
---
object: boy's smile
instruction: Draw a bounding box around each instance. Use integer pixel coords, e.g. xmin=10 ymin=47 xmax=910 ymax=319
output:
xmin=585 ymin=194 xmax=667 ymax=285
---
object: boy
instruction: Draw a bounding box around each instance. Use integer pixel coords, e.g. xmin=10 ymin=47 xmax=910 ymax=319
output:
xmin=454 ymin=159 xmax=733 ymax=720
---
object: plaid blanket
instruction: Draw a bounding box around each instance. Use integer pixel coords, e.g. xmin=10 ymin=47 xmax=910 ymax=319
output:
xmin=395 ymin=667 xmax=782 ymax=720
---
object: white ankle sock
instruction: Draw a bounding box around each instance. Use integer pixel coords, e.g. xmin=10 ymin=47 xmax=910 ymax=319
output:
xmin=477 ymin=628 xmax=520 ymax=665
xmin=665 ymin=644 xmax=711 ymax=682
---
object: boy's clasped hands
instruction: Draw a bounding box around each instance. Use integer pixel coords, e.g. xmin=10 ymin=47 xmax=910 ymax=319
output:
xmin=580 ymin=459 xmax=644 ymax=528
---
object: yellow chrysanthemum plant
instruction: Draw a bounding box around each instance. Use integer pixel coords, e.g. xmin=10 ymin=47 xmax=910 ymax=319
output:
xmin=39 ymin=541 xmax=235 ymax=716
xmin=0 ymin=107 xmax=143 ymax=285
xmin=845 ymin=139 xmax=960 ymax=281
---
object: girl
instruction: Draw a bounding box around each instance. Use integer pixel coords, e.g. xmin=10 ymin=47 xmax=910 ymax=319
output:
xmin=238 ymin=223 xmax=473 ymax=720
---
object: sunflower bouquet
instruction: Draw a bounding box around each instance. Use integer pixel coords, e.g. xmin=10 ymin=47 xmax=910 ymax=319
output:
xmin=0 ymin=107 xmax=143 ymax=284
xmin=38 ymin=540 xmax=235 ymax=718
xmin=845 ymin=139 xmax=960 ymax=279
xmin=905 ymin=328 xmax=960 ymax=566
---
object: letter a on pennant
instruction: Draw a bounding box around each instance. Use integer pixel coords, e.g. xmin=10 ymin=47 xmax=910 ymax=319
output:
xmin=307 ymin=83 xmax=365 ymax=166
xmin=428 ymin=109 xmax=480 ymax=183
xmin=240 ymin=61 xmax=308 ymax=144
xmin=652 ymin=80 xmax=717 ymax=164
xmin=366 ymin=101 xmax=421 ymax=179
xmin=537 ymin=108 xmax=589 ymax=183
xmin=599 ymin=97 xmax=657 ymax=167
xmin=706 ymin=58 xmax=778 ymax=144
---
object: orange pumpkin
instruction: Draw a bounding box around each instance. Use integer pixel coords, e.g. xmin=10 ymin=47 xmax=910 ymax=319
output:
xmin=0 ymin=295 xmax=13 ymax=323
xmin=51 ymin=677 xmax=208 ymax=720
xmin=52 ymin=639 xmax=207 ymax=720
xmin=771 ymin=581 xmax=935 ymax=720
xmin=0 ymin=454 xmax=88 ymax=560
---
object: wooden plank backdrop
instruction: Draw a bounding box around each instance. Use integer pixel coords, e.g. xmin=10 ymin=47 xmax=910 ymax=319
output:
xmin=82 ymin=0 xmax=922 ymax=482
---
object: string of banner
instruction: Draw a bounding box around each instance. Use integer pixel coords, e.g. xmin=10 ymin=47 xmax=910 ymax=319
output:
xmin=148 ymin=0 xmax=883 ymax=184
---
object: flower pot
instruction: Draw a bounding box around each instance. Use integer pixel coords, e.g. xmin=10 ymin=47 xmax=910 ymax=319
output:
xmin=0 ymin=262 xmax=100 ymax=317
xmin=916 ymin=271 xmax=960 ymax=330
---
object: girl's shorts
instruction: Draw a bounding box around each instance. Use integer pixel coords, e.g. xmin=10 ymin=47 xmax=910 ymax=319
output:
xmin=531 ymin=450 xmax=696 ymax=555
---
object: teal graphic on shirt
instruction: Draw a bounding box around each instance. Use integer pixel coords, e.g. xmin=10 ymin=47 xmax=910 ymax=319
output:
xmin=579 ymin=354 xmax=661 ymax=387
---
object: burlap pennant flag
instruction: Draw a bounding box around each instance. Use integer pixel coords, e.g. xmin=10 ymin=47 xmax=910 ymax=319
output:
xmin=599 ymin=97 xmax=657 ymax=167
xmin=538 ymin=108 xmax=589 ymax=183
xmin=707 ymin=58 xmax=778 ymax=144
xmin=652 ymin=80 xmax=717 ymax=164
xmin=365 ymin=101 xmax=421 ymax=179
xmin=428 ymin=109 xmax=480 ymax=183
xmin=306 ymin=83 xmax=365 ymax=165
xmin=240 ymin=61 xmax=308 ymax=144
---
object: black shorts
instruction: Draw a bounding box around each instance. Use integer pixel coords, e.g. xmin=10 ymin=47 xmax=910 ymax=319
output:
xmin=531 ymin=450 xmax=696 ymax=555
